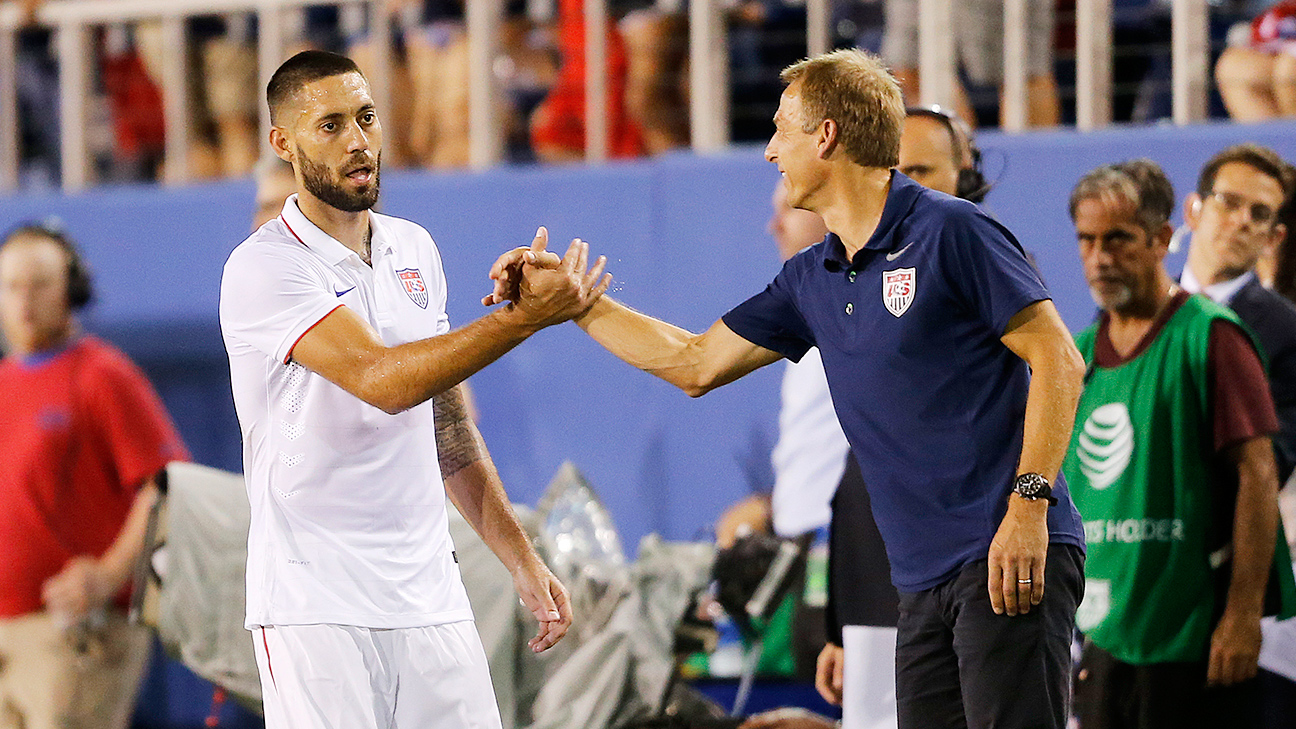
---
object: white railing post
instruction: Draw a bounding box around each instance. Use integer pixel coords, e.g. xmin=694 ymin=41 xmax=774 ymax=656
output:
xmin=467 ymin=0 xmax=502 ymax=169
xmin=160 ymin=15 xmax=190 ymax=184
xmin=916 ymin=0 xmax=956 ymax=110
xmin=689 ymin=0 xmax=728 ymax=152
xmin=56 ymin=21 xmax=91 ymax=191
xmin=1002 ymin=0 xmax=1028 ymax=131
xmin=1172 ymin=0 xmax=1209 ymax=125
xmin=1075 ymin=0 xmax=1112 ymax=130
xmin=367 ymin=1 xmax=392 ymax=142
xmin=1 ymin=24 xmax=17 ymax=191
xmin=257 ymin=4 xmax=285 ymax=146
xmin=806 ymin=0 xmax=830 ymax=58
xmin=584 ymin=0 xmax=608 ymax=162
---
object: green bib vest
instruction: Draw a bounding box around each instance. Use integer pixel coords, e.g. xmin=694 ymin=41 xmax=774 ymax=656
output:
xmin=1064 ymin=295 xmax=1295 ymax=664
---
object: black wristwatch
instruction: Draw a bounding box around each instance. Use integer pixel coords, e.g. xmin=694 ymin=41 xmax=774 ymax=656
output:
xmin=1012 ymin=473 xmax=1057 ymax=506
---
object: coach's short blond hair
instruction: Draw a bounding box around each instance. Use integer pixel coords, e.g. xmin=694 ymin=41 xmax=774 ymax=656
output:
xmin=780 ymin=49 xmax=904 ymax=169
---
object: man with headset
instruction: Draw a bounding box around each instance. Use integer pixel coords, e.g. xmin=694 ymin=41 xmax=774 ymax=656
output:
xmin=897 ymin=105 xmax=988 ymax=204
xmin=0 ymin=224 xmax=188 ymax=729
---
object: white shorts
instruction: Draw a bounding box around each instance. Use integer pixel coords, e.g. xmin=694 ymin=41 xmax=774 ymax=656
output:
xmin=253 ymin=621 xmax=502 ymax=729
xmin=841 ymin=625 xmax=898 ymax=729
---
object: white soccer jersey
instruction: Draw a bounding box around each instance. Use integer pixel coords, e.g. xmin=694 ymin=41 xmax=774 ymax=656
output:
xmin=219 ymin=195 xmax=473 ymax=630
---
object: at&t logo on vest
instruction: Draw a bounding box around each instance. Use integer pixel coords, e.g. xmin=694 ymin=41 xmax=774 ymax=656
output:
xmin=1076 ymin=402 xmax=1133 ymax=490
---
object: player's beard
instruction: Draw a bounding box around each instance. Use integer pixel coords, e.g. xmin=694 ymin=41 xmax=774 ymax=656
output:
xmin=297 ymin=145 xmax=381 ymax=213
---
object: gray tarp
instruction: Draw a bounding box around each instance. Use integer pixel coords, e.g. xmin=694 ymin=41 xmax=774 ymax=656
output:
xmin=147 ymin=463 xmax=717 ymax=729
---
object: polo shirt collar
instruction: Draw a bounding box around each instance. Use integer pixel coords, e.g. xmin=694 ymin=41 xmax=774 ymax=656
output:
xmin=822 ymin=171 xmax=924 ymax=271
xmin=279 ymin=194 xmax=370 ymax=266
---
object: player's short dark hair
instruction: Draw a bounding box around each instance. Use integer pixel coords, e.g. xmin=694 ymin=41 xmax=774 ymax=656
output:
xmin=1069 ymin=159 xmax=1176 ymax=237
xmin=267 ymin=51 xmax=364 ymax=124
xmin=1197 ymin=143 xmax=1293 ymax=203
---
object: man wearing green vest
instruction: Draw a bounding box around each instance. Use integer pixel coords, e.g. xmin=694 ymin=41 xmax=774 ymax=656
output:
xmin=1064 ymin=159 xmax=1294 ymax=729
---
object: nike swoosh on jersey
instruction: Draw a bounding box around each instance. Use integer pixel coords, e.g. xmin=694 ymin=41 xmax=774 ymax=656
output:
xmin=335 ymin=286 xmax=356 ymax=297
xmin=885 ymin=242 xmax=915 ymax=261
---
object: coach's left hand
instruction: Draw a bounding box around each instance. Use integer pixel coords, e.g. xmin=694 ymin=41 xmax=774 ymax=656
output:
xmin=988 ymin=494 xmax=1049 ymax=616
xmin=512 ymin=557 xmax=573 ymax=653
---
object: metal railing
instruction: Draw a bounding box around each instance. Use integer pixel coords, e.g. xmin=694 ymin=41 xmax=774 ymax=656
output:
xmin=0 ymin=0 xmax=1212 ymax=193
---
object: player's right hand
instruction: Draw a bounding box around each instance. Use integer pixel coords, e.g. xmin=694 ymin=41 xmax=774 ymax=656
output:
xmin=510 ymin=235 xmax=610 ymax=329
xmin=482 ymin=227 xmax=563 ymax=306
xmin=814 ymin=642 xmax=845 ymax=706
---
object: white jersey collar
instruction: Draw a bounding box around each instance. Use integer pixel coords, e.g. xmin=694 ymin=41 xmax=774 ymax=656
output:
xmin=279 ymin=194 xmax=372 ymax=267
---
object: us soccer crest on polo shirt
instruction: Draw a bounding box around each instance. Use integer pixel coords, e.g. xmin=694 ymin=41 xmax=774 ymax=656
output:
xmin=397 ymin=268 xmax=429 ymax=309
xmin=883 ymin=268 xmax=915 ymax=317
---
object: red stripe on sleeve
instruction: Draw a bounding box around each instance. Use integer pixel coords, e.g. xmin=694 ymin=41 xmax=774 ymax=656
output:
xmin=284 ymin=305 xmax=344 ymax=365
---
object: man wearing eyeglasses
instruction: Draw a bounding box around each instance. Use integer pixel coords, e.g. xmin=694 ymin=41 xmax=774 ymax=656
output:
xmin=1182 ymin=143 xmax=1296 ymax=485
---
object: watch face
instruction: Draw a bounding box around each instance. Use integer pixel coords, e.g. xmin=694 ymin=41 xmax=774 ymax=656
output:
xmin=1015 ymin=474 xmax=1049 ymax=497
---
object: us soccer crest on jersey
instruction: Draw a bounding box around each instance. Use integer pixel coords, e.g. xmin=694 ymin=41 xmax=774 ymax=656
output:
xmin=397 ymin=269 xmax=428 ymax=309
xmin=883 ymin=268 xmax=915 ymax=317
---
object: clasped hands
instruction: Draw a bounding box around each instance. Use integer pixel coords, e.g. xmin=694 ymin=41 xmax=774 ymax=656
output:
xmin=481 ymin=227 xmax=610 ymax=327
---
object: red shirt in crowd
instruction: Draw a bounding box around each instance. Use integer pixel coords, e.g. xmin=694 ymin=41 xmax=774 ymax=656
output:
xmin=0 ymin=336 xmax=187 ymax=617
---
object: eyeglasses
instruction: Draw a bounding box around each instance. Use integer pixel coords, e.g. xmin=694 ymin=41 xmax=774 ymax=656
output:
xmin=1204 ymin=190 xmax=1279 ymax=227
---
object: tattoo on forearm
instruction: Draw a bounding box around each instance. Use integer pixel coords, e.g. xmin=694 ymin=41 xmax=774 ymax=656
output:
xmin=433 ymin=386 xmax=485 ymax=479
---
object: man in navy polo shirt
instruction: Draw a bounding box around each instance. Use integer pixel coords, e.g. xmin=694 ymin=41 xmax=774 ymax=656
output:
xmin=487 ymin=49 xmax=1086 ymax=729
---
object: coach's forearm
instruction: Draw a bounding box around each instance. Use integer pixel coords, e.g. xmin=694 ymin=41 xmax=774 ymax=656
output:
xmin=1016 ymin=347 xmax=1085 ymax=480
xmin=575 ymin=297 xmax=717 ymax=396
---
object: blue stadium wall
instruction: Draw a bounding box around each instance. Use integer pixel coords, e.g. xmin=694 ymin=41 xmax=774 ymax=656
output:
xmin=4 ymin=119 xmax=1295 ymax=552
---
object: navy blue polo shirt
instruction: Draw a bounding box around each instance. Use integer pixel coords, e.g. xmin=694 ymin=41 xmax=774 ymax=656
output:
xmin=724 ymin=173 xmax=1085 ymax=592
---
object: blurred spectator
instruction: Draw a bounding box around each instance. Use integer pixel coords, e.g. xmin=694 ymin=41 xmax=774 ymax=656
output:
xmin=252 ymin=155 xmax=298 ymax=230
xmin=14 ymin=0 xmax=60 ymax=188
xmin=532 ymin=0 xmax=645 ymax=162
xmin=1217 ymin=1 xmax=1296 ymax=121
xmin=881 ymin=0 xmax=1060 ymax=127
xmin=0 ymin=223 xmax=188 ymax=729
xmin=347 ymin=1 xmax=556 ymax=168
xmin=620 ymin=8 xmax=689 ymax=155
xmin=100 ymin=25 xmax=166 ymax=181
xmin=1180 ymin=144 xmax=1296 ymax=483
xmin=1066 ymin=158 xmax=1293 ymax=729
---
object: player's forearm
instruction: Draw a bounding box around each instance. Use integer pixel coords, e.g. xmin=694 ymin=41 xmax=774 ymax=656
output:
xmin=435 ymin=389 xmax=543 ymax=573
xmin=445 ymin=459 xmax=543 ymax=575
xmin=362 ymin=305 xmax=541 ymax=413
xmin=575 ymin=297 xmax=716 ymax=396
xmin=1224 ymin=436 xmax=1280 ymax=618
xmin=98 ymin=479 xmax=161 ymax=592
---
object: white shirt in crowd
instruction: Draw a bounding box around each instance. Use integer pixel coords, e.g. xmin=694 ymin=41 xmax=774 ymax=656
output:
xmin=771 ymin=348 xmax=851 ymax=538
xmin=1180 ymin=265 xmax=1253 ymax=305
xmin=219 ymin=195 xmax=473 ymax=630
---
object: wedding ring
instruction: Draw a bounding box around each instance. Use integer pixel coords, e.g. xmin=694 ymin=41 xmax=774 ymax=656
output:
xmin=1017 ymin=579 xmax=1033 ymax=584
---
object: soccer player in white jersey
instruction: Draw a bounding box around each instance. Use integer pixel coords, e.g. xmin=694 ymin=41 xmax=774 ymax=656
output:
xmin=219 ymin=50 xmax=609 ymax=729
